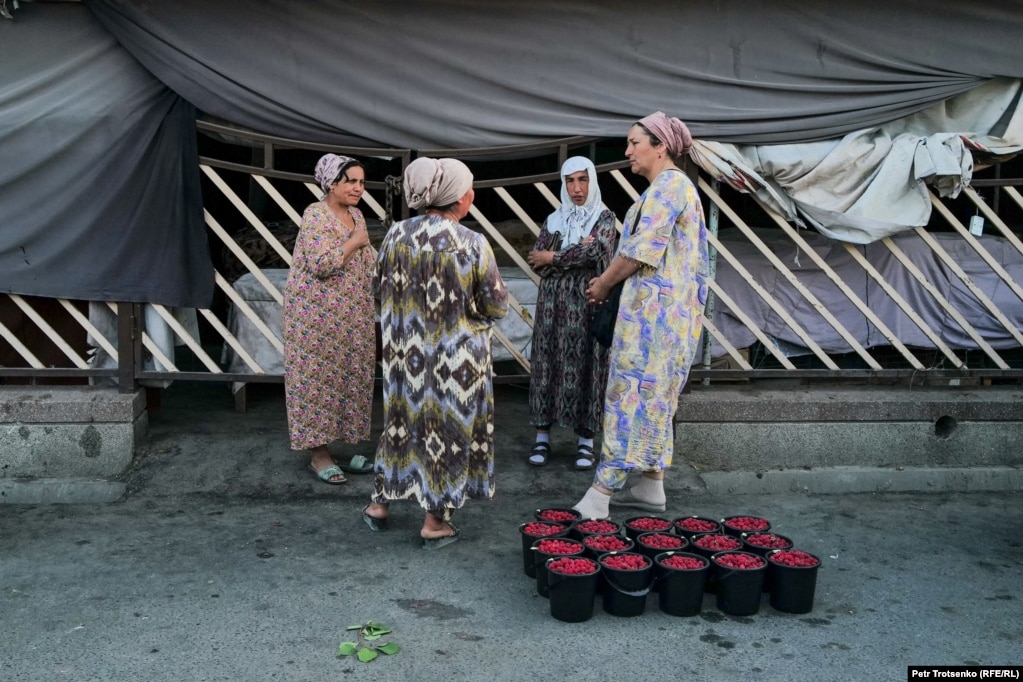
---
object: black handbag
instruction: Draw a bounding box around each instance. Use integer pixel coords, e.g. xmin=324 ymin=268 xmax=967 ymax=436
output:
xmin=590 ymin=280 xmax=623 ymax=348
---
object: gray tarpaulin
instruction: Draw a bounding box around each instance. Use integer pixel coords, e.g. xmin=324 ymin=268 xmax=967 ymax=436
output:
xmin=3 ymin=0 xmax=1023 ymax=306
xmin=85 ymin=0 xmax=1023 ymax=149
xmin=0 ymin=3 xmax=213 ymax=307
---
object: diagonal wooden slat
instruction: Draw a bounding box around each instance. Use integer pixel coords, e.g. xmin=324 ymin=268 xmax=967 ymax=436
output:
xmin=8 ymin=294 xmax=89 ymax=369
xmin=205 ymin=209 xmax=284 ymax=305
xmin=103 ymin=301 xmax=177 ymax=371
xmin=838 ymin=242 xmax=962 ymax=368
xmin=468 ymin=204 xmax=540 ymax=286
xmin=0 ymin=315 xmax=44 ymax=368
xmin=198 ymin=308 xmax=266 ymax=375
xmin=701 ymin=179 xmax=871 ymax=369
xmin=149 ymin=304 xmax=223 ymax=374
xmin=879 ymin=237 xmax=1006 ymax=368
xmin=914 ymin=222 xmax=1023 ymax=349
xmin=493 ymin=186 xmax=542 ymax=237
xmin=58 ymin=298 xmax=118 ymax=360
xmin=201 ymin=164 xmax=293 ymax=265
xmin=214 ymin=271 xmax=285 ymax=355
xmin=705 ymin=280 xmax=798 ymax=369
xmin=966 ymin=187 xmax=1023 ymax=257
xmin=701 ymin=319 xmax=754 ymax=370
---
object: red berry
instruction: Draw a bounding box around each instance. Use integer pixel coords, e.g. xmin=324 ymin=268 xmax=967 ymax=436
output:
xmin=576 ymin=519 xmax=618 ymax=534
xmin=522 ymin=522 xmax=566 ymax=537
xmin=768 ymin=550 xmax=820 ymax=568
xmin=676 ymin=517 xmax=718 ymax=532
xmin=537 ymin=509 xmax=580 ymax=523
xmin=659 ymin=555 xmax=706 ymax=570
xmin=694 ymin=534 xmax=742 ymax=551
xmin=638 ymin=533 xmax=685 ymax=549
xmin=626 ymin=517 xmax=673 ymax=532
xmin=744 ymin=533 xmax=791 ymax=549
xmin=724 ymin=516 xmax=770 ymax=531
xmin=714 ymin=552 xmax=765 ymax=569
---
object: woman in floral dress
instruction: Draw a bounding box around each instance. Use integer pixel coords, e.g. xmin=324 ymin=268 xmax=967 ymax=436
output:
xmin=572 ymin=113 xmax=710 ymax=520
xmin=282 ymin=154 xmax=375 ymax=484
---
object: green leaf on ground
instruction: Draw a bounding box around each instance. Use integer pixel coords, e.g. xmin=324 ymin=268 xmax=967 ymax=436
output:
xmin=357 ymin=647 xmax=378 ymax=663
xmin=338 ymin=642 xmax=357 ymax=657
xmin=377 ymin=642 xmax=400 ymax=655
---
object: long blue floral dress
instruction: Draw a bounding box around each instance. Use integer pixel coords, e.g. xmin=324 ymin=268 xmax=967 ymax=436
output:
xmin=595 ymin=169 xmax=710 ymax=491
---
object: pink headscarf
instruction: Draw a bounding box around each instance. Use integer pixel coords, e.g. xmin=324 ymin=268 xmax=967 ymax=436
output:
xmin=638 ymin=111 xmax=693 ymax=158
xmin=314 ymin=153 xmax=355 ymax=196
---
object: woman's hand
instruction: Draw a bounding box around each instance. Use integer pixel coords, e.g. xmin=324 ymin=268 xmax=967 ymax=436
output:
xmin=526 ymin=249 xmax=555 ymax=269
xmin=348 ymin=223 xmax=371 ymax=252
xmin=586 ymin=276 xmax=612 ymax=304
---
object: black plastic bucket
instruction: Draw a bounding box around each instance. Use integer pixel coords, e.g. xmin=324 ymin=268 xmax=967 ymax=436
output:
xmin=599 ymin=552 xmax=653 ymax=617
xmin=519 ymin=521 xmax=569 ymax=578
xmin=547 ymin=557 xmax=600 ymax=623
xmin=655 ymin=551 xmax=709 ymax=617
xmin=533 ymin=537 xmax=586 ymax=599
xmin=767 ymin=549 xmax=821 ymax=614
xmin=712 ymin=551 xmax=767 ymax=616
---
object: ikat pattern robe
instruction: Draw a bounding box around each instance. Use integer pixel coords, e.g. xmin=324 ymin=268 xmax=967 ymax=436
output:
xmin=372 ymin=215 xmax=509 ymax=512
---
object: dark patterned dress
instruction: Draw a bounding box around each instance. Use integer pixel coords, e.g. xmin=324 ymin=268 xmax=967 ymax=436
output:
xmin=282 ymin=202 xmax=376 ymax=450
xmin=528 ymin=209 xmax=617 ymax=434
xmin=372 ymin=215 xmax=509 ymax=514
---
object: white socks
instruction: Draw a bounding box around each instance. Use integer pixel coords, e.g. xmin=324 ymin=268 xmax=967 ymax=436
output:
xmin=627 ymin=476 xmax=666 ymax=507
xmin=535 ymin=432 xmax=550 ymax=444
xmin=572 ymin=486 xmax=611 ymax=520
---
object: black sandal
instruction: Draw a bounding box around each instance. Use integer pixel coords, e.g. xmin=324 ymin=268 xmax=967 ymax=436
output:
xmin=527 ymin=442 xmax=551 ymax=467
xmin=574 ymin=443 xmax=596 ymax=471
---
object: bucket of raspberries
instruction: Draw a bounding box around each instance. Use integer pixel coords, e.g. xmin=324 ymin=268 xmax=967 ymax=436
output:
xmin=532 ymin=537 xmax=586 ymax=599
xmin=711 ymin=551 xmax=767 ymax=616
xmin=623 ymin=515 xmax=673 ymax=541
xmin=598 ymin=552 xmax=653 ymax=618
xmin=519 ymin=521 xmax=569 ymax=578
xmin=546 ymin=556 xmax=600 ymax=623
xmin=766 ymin=549 xmax=821 ymax=614
xmin=534 ymin=508 xmax=582 ymax=524
xmin=721 ymin=515 xmax=771 ymax=537
xmin=654 ymin=551 xmax=710 ymax=617
xmin=672 ymin=516 xmax=723 ymax=540
xmin=571 ymin=518 xmax=621 ymax=541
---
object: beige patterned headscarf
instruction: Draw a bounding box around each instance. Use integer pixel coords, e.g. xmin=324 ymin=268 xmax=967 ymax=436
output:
xmin=403 ymin=157 xmax=473 ymax=209
xmin=314 ymin=153 xmax=355 ymax=196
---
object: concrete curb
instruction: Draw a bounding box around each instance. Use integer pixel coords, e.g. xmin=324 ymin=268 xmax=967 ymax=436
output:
xmin=700 ymin=465 xmax=1023 ymax=495
xmin=0 ymin=478 xmax=126 ymax=504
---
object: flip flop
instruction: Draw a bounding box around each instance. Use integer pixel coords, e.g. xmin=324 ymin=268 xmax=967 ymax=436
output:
xmin=421 ymin=523 xmax=460 ymax=551
xmin=339 ymin=454 xmax=373 ymax=474
xmin=363 ymin=505 xmax=388 ymax=532
xmin=308 ymin=463 xmax=346 ymax=485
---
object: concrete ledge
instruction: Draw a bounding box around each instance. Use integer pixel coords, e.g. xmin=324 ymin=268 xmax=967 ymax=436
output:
xmin=701 ymin=465 xmax=1023 ymax=495
xmin=0 ymin=478 xmax=127 ymax=504
xmin=0 ymin=386 xmax=146 ymax=494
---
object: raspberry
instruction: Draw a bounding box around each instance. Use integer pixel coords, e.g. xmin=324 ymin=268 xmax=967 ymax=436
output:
xmin=743 ymin=533 xmax=791 ymax=549
xmin=659 ymin=555 xmax=706 ymax=570
xmin=522 ymin=522 xmax=566 ymax=537
xmin=638 ymin=533 xmax=685 ymax=550
xmin=714 ymin=552 xmax=765 ymax=570
xmin=625 ymin=517 xmax=672 ymax=532
xmin=583 ymin=534 xmax=631 ymax=552
xmin=675 ymin=517 xmax=719 ymax=532
xmin=536 ymin=539 xmax=584 ymax=555
xmin=547 ymin=557 xmax=598 ymax=575
xmin=600 ymin=553 xmax=650 ymax=571
xmin=694 ymin=534 xmax=742 ymax=551
xmin=536 ymin=509 xmax=580 ymax=523
xmin=768 ymin=550 xmax=820 ymax=568
xmin=723 ymin=516 xmax=770 ymax=532
xmin=575 ymin=519 xmax=619 ymax=534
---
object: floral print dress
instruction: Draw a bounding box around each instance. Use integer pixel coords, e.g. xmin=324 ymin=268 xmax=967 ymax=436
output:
xmin=595 ymin=169 xmax=710 ymax=490
xmin=282 ymin=201 xmax=376 ymax=450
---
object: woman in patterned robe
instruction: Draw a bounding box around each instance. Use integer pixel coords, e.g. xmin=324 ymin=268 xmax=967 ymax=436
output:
xmin=573 ymin=113 xmax=710 ymax=520
xmin=282 ymin=155 xmax=375 ymax=484
xmin=363 ymin=157 xmax=508 ymax=549
xmin=525 ymin=156 xmax=617 ymax=470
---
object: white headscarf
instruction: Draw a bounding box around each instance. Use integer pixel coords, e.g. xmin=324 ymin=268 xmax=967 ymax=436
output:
xmin=403 ymin=157 xmax=474 ymax=210
xmin=545 ymin=157 xmax=607 ymax=247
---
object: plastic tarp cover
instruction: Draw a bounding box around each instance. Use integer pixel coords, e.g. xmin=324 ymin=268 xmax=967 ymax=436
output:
xmin=0 ymin=4 xmax=213 ymax=307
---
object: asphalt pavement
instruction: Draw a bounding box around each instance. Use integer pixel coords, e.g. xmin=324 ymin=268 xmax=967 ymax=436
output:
xmin=1 ymin=382 xmax=1020 ymax=681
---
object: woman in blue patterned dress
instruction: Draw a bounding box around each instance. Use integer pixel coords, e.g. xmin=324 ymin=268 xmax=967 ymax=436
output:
xmin=525 ymin=156 xmax=617 ymax=470
xmin=572 ymin=112 xmax=710 ymax=520
xmin=363 ymin=157 xmax=508 ymax=549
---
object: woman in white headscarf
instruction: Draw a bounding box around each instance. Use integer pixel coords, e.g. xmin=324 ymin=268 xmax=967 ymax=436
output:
xmin=525 ymin=157 xmax=617 ymax=470
xmin=363 ymin=157 xmax=508 ymax=550
xmin=282 ymin=154 xmax=375 ymax=484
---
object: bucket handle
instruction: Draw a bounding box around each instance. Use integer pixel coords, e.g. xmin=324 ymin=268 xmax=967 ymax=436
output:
xmin=604 ymin=572 xmax=651 ymax=598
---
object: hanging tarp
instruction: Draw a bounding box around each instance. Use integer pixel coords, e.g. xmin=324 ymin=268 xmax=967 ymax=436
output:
xmin=0 ymin=3 xmax=213 ymax=307
xmin=85 ymin=0 xmax=1023 ymax=149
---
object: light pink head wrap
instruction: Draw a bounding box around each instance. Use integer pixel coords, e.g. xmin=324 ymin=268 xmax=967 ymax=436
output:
xmin=403 ymin=157 xmax=473 ymax=209
xmin=314 ymin=153 xmax=355 ymax=195
xmin=638 ymin=111 xmax=693 ymax=158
